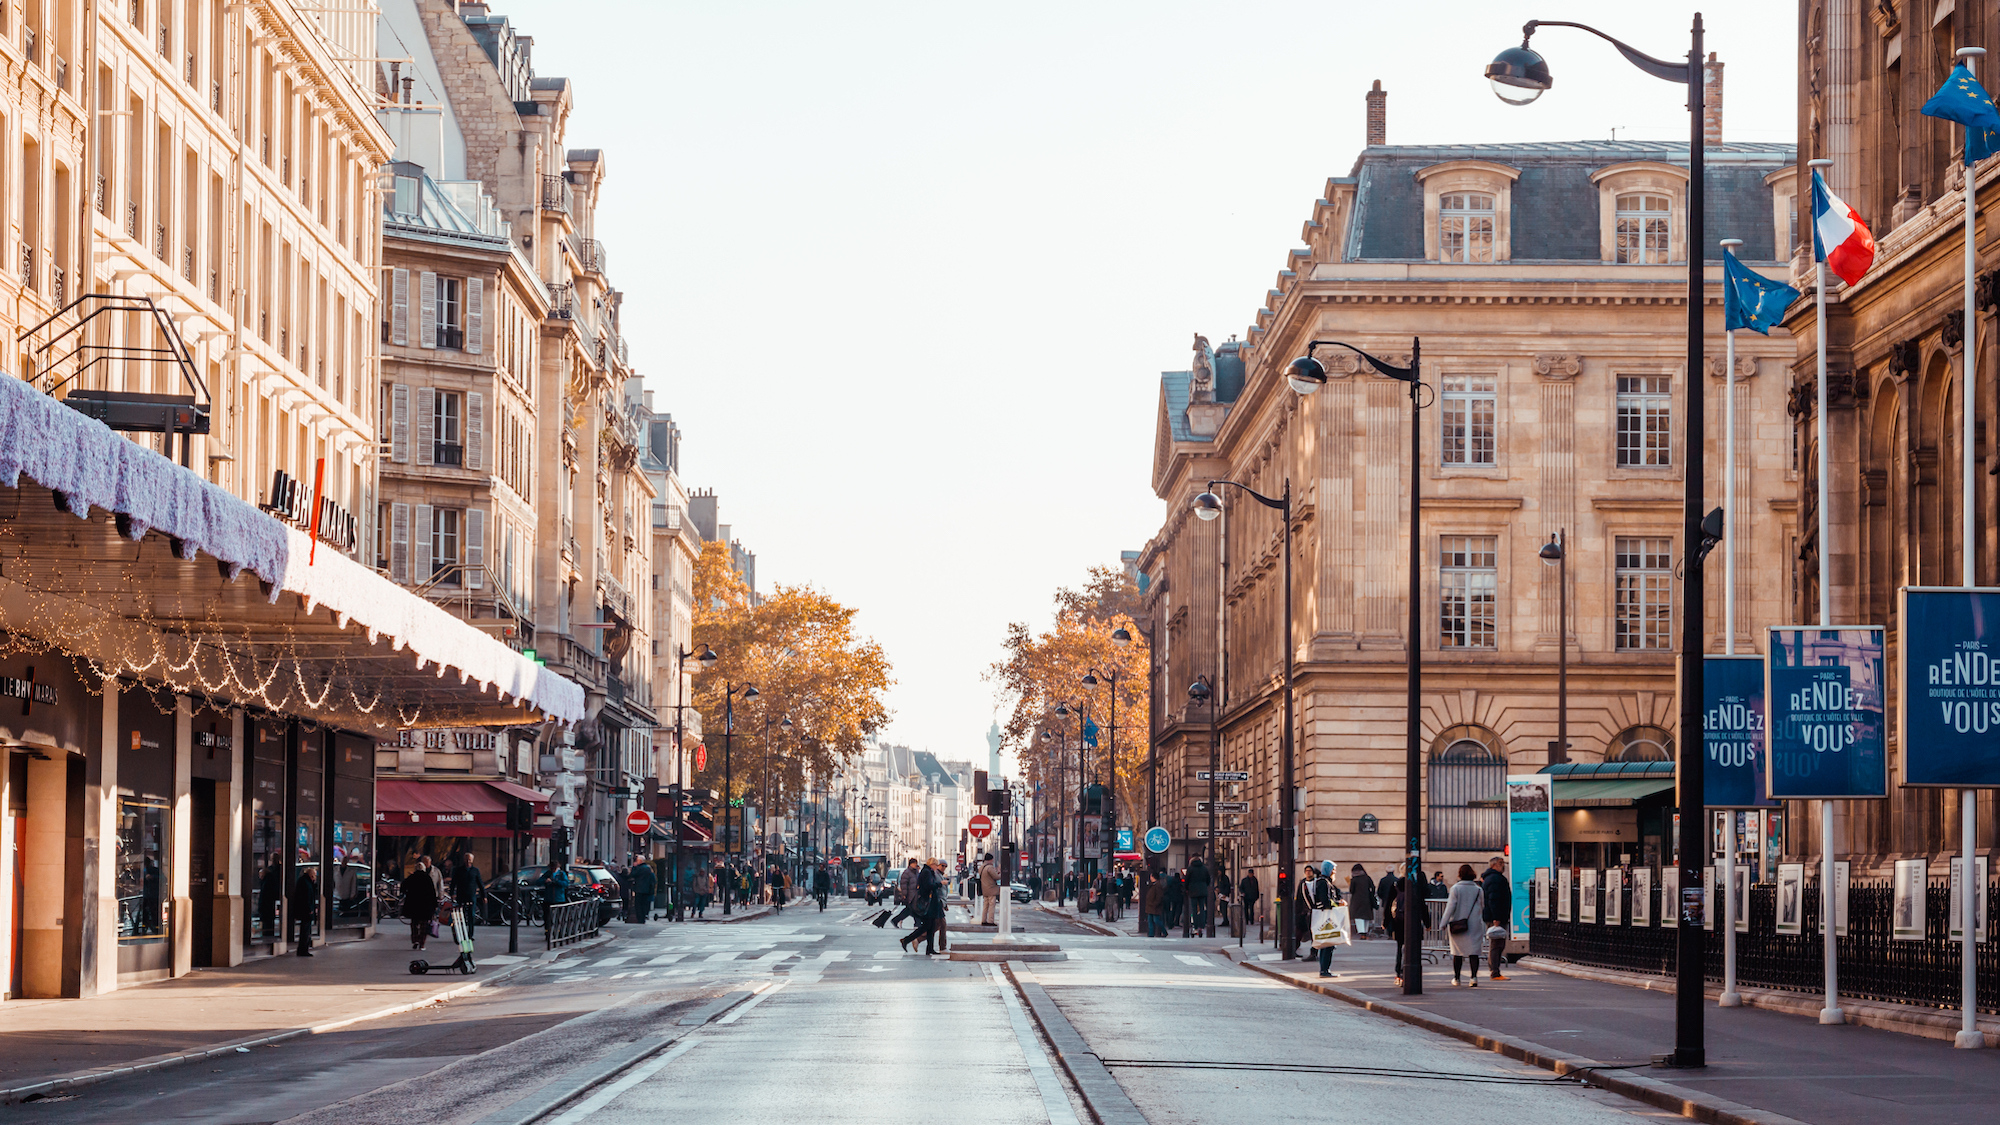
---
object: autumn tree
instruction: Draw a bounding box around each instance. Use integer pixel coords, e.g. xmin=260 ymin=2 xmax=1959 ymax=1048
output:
xmin=688 ymin=540 xmax=893 ymax=832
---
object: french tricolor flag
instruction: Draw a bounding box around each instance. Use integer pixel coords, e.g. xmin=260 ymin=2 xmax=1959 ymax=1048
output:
xmin=1812 ymin=169 xmax=1876 ymax=286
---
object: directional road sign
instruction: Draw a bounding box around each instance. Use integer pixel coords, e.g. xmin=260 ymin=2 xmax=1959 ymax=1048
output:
xmin=625 ymin=809 xmax=653 ymax=835
xmin=967 ymin=813 xmax=994 ymax=839
xmin=1196 ymin=771 xmax=1250 ymax=782
xmin=1193 ymin=828 xmax=1249 ymax=839
xmin=1196 ymin=800 xmax=1250 ymax=814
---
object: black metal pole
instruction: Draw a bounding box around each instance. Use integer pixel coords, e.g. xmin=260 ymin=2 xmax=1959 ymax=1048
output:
xmin=1560 ymin=531 xmax=1568 ymax=768
xmin=1207 ymin=684 xmax=1218 ymax=938
xmin=723 ymin=690 xmax=734 ymax=915
xmin=1402 ymin=336 xmax=1425 ymax=996
xmin=1279 ymin=482 xmax=1295 ymax=959
xmin=1672 ymin=11 xmax=1709 ymax=1069
xmin=508 ymin=829 xmax=520 ymax=953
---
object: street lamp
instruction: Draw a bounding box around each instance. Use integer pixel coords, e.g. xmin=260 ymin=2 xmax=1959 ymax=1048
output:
xmin=1540 ymin=534 xmax=1568 ymax=770
xmin=1489 ymin=15 xmax=1711 ymax=1068
xmin=1192 ymin=475 xmax=1297 ymax=955
xmin=1284 ymin=337 xmax=1421 ymax=987
xmin=1185 ymin=674 xmax=1216 ymax=939
xmin=1085 ymin=658 xmax=1123 ymax=896
xmin=668 ymin=643 xmax=718 ymax=920
xmin=722 ymin=681 xmax=758 ymax=914
xmin=1041 ymin=725 xmax=1065 ymax=901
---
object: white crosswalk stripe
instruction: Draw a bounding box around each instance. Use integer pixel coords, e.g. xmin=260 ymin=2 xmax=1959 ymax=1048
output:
xmin=1174 ymin=954 xmax=1214 ymax=967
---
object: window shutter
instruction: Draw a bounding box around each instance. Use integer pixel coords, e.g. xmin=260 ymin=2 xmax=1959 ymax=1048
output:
xmin=418 ymin=271 xmax=437 ymax=349
xmin=390 ymin=502 xmax=409 ymax=583
xmin=415 ymin=503 xmax=433 ymax=581
xmin=466 ymin=277 xmax=483 ymax=354
xmin=390 ymin=383 xmax=410 ymax=463
xmin=391 ymin=268 xmax=409 ymax=346
xmin=466 ymin=507 xmax=485 ymax=589
xmin=416 ymin=387 xmax=435 ymax=465
xmin=466 ymin=391 xmax=483 ymax=472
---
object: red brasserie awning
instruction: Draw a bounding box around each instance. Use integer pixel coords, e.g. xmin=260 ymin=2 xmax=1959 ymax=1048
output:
xmin=375 ymin=778 xmax=551 ymax=838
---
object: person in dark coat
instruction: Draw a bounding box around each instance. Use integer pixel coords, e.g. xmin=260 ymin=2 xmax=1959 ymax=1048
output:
xmin=1392 ymin=871 xmax=1432 ymax=983
xmin=401 ymin=856 xmax=441 ymax=951
xmin=1238 ymin=870 xmax=1261 ymax=933
xmin=450 ymin=853 xmax=483 ymax=938
xmin=289 ymin=865 xmax=319 ymax=957
xmin=1348 ymin=864 xmax=1377 ymax=938
xmin=630 ymin=857 xmax=657 ymax=923
xmin=1293 ymin=865 xmax=1316 ymax=958
xmin=1184 ymin=858 xmax=1213 ymax=930
xmin=1162 ymin=869 xmax=1185 ymax=929
xmin=258 ymin=859 xmax=284 ymax=939
xmin=1143 ymin=869 xmax=1167 ymax=937
xmin=898 ymin=860 xmax=946 ymax=955
xmin=1480 ymin=856 xmax=1513 ymax=981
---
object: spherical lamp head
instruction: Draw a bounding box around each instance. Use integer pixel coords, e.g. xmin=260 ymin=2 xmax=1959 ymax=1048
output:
xmin=697 ymin=644 xmax=720 ymax=667
xmin=741 ymin=685 xmax=760 ymax=700
xmin=1539 ymin=535 xmax=1563 ymax=567
xmin=780 ymin=716 xmax=793 ymax=732
xmin=1285 ymin=355 xmax=1328 ymax=395
xmin=1111 ymin=626 xmax=1132 ymax=647
xmin=1056 ymin=703 xmax=1071 ymax=717
xmin=1187 ymin=678 xmax=1212 ymax=704
xmin=1081 ymin=672 xmax=1098 ymax=687
xmin=1192 ymin=491 xmax=1224 ymax=521
xmin=1485 ymin=44 xmax=1551 ymax=104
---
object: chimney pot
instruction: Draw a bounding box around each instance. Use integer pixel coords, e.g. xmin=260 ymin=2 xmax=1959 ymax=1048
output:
xmin=1702 ymin=52 xmax=1723 ymax=145
xmin=1365 ymin=79 xmax=1387 ymax=147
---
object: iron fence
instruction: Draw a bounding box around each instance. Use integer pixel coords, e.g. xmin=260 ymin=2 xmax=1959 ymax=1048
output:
xmin=545 ymin=898 xmax=600 ymax=949
xmin=1531 ymin=871 xmax=2000 ymax=1014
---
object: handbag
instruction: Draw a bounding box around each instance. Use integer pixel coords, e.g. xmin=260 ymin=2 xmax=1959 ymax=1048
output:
xmin=1448 ymin=916 xmax=1470 ymax=935
xmin=1310 ymin=903 xmax=1352 ymax=948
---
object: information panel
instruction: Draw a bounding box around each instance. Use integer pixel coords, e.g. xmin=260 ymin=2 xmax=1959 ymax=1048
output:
xmin=1704 ymin=655 xmax=1776 ymax=809
xmin=1506 ymin=775 xmax=1552 ymax=941
xmin=1765 ymin=626 xmax=1888 ymax=799
xmin=1899 ymin=588 xmax=2000 ymax=787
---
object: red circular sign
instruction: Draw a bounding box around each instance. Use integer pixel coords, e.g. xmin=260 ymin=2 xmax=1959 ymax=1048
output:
xmin=695 ymin=743 xmax=708 ymax=772
xmin=626 ymin=810 xmax=653 ymax=835
xmin=967 ymin=813 xmax=994 ymax=839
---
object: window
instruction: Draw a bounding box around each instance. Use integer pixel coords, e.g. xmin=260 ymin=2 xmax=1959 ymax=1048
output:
xmin=1428 ymin=725 xmax=1506 ymax=851
xmin=116 ymin=797 xmax=169 ymax=939
xmin=435 ymin=276 xmax=462 ymax=349
xmin=431 ymin=507 xmax=460 ymax=582
xmin=391 ymin=174 xmax=417 ymax=218
xmin=1439 ymin=192 xmax=1495 ymax=263
xmin=1439 ymin=535 xmax=1497 ymax=649
xmin=1441 ymin=375 xmax=1496 ymax=465
xmin=1616 ymin=375 xmax=1671 ymax=468
xmin=1614 ymin=536 xmax=1673 ymax=651
xmin=1615 ymin=193 xmax=1670 ymax=263
xmin=433 ymin=391 xmax=461 ymax=465
xmin=1609 ymin=725 xmax=1675 ymax=762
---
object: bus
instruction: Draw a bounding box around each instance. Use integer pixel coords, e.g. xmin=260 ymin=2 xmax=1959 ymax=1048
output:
xmin=843 ymin=853 xmax=889 ymax=899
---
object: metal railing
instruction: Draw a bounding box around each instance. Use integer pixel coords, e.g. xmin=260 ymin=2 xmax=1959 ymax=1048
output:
xmin=556 ymin=634 xmax=608 ymax=686
xmin=546 ymin=281 xmax=574 ymax=319
xmin=545 ymin=899 xmax=599 ymax=949
xmin=574 ymin=238 xmax=607 ymax=274
xmin=541 ymin=173 xmax=571 ymax=214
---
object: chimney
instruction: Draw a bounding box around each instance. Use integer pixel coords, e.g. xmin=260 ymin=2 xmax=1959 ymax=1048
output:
xmin=1365 ymin=80 xmax=1387 ymax=146
xmin=1702 ymin=52 xmax=1723 ymax=144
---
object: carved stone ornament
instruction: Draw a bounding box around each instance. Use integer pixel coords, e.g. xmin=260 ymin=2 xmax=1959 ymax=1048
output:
xmin=1705 ymin=355 xmax=1757 ymax=379
xmin=1977 ymin=269 xmax=2000 ymax=312
xmin=1889 ymin=337 xmax=1921 ymax=383
xmin=1533 ymin=353 xmax=1582 ymax=379
xmin=1870 ymin=0 xmax=1900 ymax=38
xmin=1941 ymin=311 xmax=1965 ymax=351
xmin=1827 ymin=368 xmax=1858 ymax=406
xmin=1190 ymin=333 xmax=1215 ymax=403
xmin=1787 ymin=374 xmax=1815 ymax=419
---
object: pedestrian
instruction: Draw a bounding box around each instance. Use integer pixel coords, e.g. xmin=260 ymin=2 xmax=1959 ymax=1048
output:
xmin=1293 ymin=865 xmax=1316 ymax=958
xmin=1163 ymin=868 xmax=1185 ymax=929
xmin=1348 ymin=863 xmax=1376 ymax=939
xmin=545 ymin=863 xmax=569 ymax=905
xmin=979 ymin=852 xmax=1000 ymax=924
xmin=630 ymin=856 xmax=657 ymax=923
xmin=1308 ymin=863 xmax=1342 ymax=977
xmin=403 ymin=855 xmax=442 ymax=951
xmin=258 ymin=858 xmax=284 ymax=940
xmin=879 ymin=858 xmax=922 ymax=929
xmin=450 ymin=852 xmax=483 ymax=939
xmin=1430 ymin=870 xmax=1449 ymax=901
xmin=899 ymin=859 xmax=945 ymax=954
xmin=693 ymin=867 xmax=714 ymax=916
xmin=1238 ymin=869 xmax=1261 ymax=933
xmin=1142 ymin=867 xmax=1167 ymax=937
xmin=1390 ymin=873 xmax=1430 ymax=984
xmin=1480 ymin=855 xmax=1512 ymax=981
xmin=1185 ymin=857 xmax=1212 ymax=930
xmin=1442 ymin=863 xmax=1486 ymax=986
xmin=290 ymin=863 xmax=319 ymax=957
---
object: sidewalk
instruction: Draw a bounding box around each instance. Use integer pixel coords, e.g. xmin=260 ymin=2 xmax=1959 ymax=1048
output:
xmin=1229 ymin=937 xmax=2000 ymax=1125
xmin=0 ymin=918 xmax=632 ymax=1099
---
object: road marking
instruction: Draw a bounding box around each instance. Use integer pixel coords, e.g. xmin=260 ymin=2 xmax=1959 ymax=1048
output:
xmin=872 ymin=950 xmax=904 ymax=959
xmin=608 ymin=970 xmax=652 ymax=980
xmin=704 ymin=951 xmax=743 ymax=962
xmin=987 ymin=964 xmax=1081 ymax=1125
xmin=1175 ymin=954 xmax=1213 ymax=967
xmin=590 ymin=956 xmax=633 ymax=967
xmin=1113 ymin=951 xmax=1149 ymax=963
xmin=859 ymin=965 xmax=893 ymax=972
xmin=480 ymin=954 xmax=528 ymax=964
xmin=552 ymin=974 xmax=591 ymax=983
xmin=713 ymin=980 xmax=788 ymax=1025
xmin=645 ymin=953 xmax=687 ymax=965
xmin=542 ymin=1037 xmax=701 ymax=1125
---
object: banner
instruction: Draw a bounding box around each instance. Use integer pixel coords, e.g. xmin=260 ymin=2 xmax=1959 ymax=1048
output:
xmin=1506 ymin=775 xmax=1552 ymax=940
xmin=1632 ymin=866 xmax=1653 ymax=927
xmin=1704 ymin=655 xmax=1776 ymax=808
xmin=1766 ymin=626 xmax=1889 ymax=798
xmin=1899 ymin=588 xmax=2000 ymax=787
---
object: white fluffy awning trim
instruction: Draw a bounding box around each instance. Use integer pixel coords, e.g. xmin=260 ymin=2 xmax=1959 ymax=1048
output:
xmin=0 ymin=374 xmax=584 ymax=724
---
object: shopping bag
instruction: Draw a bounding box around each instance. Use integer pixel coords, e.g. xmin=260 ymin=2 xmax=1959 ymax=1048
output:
xmin=1310 ymin=904 xmax=1352 ymax=948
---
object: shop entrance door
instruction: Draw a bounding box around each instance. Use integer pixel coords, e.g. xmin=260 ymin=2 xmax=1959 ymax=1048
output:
xmin=190 ymin=780 xmax=215 ymax=967
xmin=9 ymin=807 xmax=22 ymax=997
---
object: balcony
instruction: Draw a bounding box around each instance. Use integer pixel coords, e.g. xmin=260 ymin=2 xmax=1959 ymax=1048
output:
xmin=546 ymin=282 xmax=574 ymax=320
xmin=574 ymin=238 xmax=607 ymax=274
xmin=555 ymin=633 xmax=607 ymax=688
xmin=436 ymin=324 xmax=463 ymax=350
xmin=541 ymin=174 xmax=572 ymax=214
xmin=433 ymin=441 xmax=463 ymax=466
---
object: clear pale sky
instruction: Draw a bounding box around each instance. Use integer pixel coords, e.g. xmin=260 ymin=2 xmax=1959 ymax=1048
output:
xmin=494 ymin=1 xmax=1797 ymax=760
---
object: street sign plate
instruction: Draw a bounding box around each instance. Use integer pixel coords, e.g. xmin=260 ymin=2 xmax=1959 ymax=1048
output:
xmin=1144 ymin=826 xmax=1171 ymax=853
xmin=1195 ymin=771 xmax=1250 ymax=782
xmin=696 ymin=744 xmax=708 ymax=772
xmin=967 ymin=813 xmax=994 ymax=839
xmin=1195 ymin=800 xmax=1249 ymax=813
xmin=1193 ymin=828 xmax=1249 ymax=839
xmin=625 ymin=809 xmax=653 ymax=835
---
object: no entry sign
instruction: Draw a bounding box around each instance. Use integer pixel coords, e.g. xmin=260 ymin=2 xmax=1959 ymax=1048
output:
xmin=967 ymin=813 xmax=994 ymax=839
xmin=626 ymin=809 xmax=653 ymax=835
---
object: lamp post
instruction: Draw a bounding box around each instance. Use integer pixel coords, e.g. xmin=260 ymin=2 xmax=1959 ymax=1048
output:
xmin=1487 ymin=15 xmax=1711 ymax=1067
xmin=722 ymin=682 xmax=758 ymax=914
xmin=1185 ymin=675 xmax=1216 ymax=939
xmin=670 ymin=643 xmax=718 ymax=920
xmin=1060 ymin=699 xmax=1091 ymax=883
xmin=1191 ymin=477 xmax=1295 ymax=954
xmin=1285 ymin=337 xmax=1420 ymax=987
xmin=1540 ymin=534 xmax=1568 ymax=772
xmin=1041 ymin=725 xmax=1065 ymax=901
xmin=1087 ymin=645 xmax=1126 ymax=903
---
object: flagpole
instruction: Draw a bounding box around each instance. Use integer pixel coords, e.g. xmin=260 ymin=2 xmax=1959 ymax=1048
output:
xmin=1955 ymin=44 xmax=1985 ymax=1053
xmin=1718 ymin=238 xmax=1743 ymax=1011
xmin=1807 ymin=157 xmax=1843 ymax=1029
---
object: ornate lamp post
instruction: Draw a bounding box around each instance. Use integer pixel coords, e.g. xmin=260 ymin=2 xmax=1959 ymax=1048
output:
xmin=669 ymin=643 xmax=718 ymax=920
xmin=721 ymin=682 xmax=758 ymax=914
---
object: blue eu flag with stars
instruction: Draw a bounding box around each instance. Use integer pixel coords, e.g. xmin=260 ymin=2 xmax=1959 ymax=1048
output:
xmin=1723 ymin=248 xmax=1801 ymax=335
xmin=1921 ymin=63 xmax=2000 ymax=164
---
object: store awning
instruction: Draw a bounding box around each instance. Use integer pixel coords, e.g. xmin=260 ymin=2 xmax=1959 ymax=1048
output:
xmin=0 ymin=375 xmax=584 ymax=729
xmin=1542 ymin=761 xmax=1676 ymax=808
xmin=374 ymin=778 xmax=552 ymax=838
xmin=487 ymin=778 xmax=552 ymax=806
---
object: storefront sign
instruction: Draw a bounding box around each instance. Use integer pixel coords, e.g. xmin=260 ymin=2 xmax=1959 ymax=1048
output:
xmin=1704 ymin=655 xmax=1775 ymax=808
xmin=263 ymin=467 xmax=357 ymax=553
xmin=0 ymin=675 xmax=57 ymax=707
xmin=1505 ymin=776 xmax=1551 ymax=940
xmin=376 ymin=728 xmax=501 ymax=752
xmin=1765 ymin=626 xmax=1888 ymax=799
xmin=1898 ymin=588 xmax=2000 ymax=787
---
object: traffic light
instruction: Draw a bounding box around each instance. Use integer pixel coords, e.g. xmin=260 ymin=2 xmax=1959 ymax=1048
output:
xmin=1275 ymin=865 xmax=1293 ymax=912
xmin=551 ymin=825 xmax=572 ymax=868
xmin=505 ymin=799 xmax=533 ymax=833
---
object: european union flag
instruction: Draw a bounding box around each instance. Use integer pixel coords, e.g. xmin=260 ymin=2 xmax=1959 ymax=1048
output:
xmin=1723 ymin=248 xmax=1801 ymax=335
xmin=1082 ymin=718 xmax=1099 ymax=749
xmin=1921 ymin=63 xmax=2000 ymax=164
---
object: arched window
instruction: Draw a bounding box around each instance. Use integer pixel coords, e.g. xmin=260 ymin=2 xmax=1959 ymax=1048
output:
xmin=1609 ymin=725 xmax=1675 ymax=762
xmin=1439 ymin=192 xmax=1495 ymax=263
xmin=1615 ymin=193 xmax=1671 ymax=263
xmin=1428 ymin=725 xmax=1506 ymax=851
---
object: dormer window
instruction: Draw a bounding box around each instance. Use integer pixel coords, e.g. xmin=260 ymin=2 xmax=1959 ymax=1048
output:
xmin=1615 ymin=194 xmax=1671 ymax=263
xmin=1439 ymin=193 xmax=1496 ymax=263
xmin=391 ymin=175 xmax=419 ymax=219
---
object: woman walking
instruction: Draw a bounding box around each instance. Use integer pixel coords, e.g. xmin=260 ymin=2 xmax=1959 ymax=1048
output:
xmin=899 ymin=859 xmax=945 ymax=955
xmin=1442 ymin=863 xmax=1487 ymax=986
xmin=1348 ymin=864 xmax=1376 ymax=939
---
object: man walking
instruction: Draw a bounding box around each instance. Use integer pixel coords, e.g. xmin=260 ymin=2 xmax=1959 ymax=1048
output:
xmin=1348 ymin=863 xmax=1376 ymax=939
xmin=1142 ymin=868 xmax=1166 ymax=937
xmin=450 ymin=852 xmax=483 ymax=939
xmin=290 ymin=864 xmax=320 ymax=957
xmin=1238 ymin=868 xmax=1261 ymax=936
xmin=1481 ymin=855 xmax=1512 ymax=981
xmin=630 ymin=856 xmax=656 ymax=924
xmin=1185 ymin=857 xmax=1212 ymax=930
xmin=979 ymin=852 xmax=1000 ymax=924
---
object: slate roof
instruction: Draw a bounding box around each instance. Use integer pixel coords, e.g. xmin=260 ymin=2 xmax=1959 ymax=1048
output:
xmin=1160 ymin=340 xmax=1249 ymax=444
xmin=384 ymin=164 xmax=509 ymax=249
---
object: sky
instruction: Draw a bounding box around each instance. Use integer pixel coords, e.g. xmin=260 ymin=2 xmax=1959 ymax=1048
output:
xmin=492 ymin=1 xmax=1798 ymax=762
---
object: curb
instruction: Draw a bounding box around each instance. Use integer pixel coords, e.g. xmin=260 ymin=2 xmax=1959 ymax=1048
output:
xmin=1226 ymin=949 xmax=1812 ymax=1125
xmin=1006 ymin=961 xmax=1148 ymax=1125
xmin=1518 ymin=956 xmax=2000 ymax=1047
xmin=0 ymin=931 xmax=616 ymax=1106
xmin=1033 ymin=904 xmax=1124 ymax=938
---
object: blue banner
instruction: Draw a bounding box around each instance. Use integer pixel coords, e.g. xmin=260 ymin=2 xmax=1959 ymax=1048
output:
xmin=1766 ymin=627 xmax=1888 ymax=798
xmin=1704 ymin=655 xmax=1776 ymax=808
xmin=1506 ymin=775 xmax=1552 ymax=939
xmin=1899 ymin=588 xmax=2000 ymax=787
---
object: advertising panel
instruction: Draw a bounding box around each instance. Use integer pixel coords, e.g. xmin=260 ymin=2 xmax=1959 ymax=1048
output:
xmin=1775 ymin=863 xmax=1805 ymax=935
xmin=1604 ymin=868 xmax=1624 ymax=926
xmin=1580 ymin=868 xmax=1599 ymax=924
xmin=1505 ymin=775 xmax=1552 ymax=940
xmin=1705 ymin=655 xmax=1776 ymax=808
xmin=1893 ymin=859 xmax=1928 ymax=941
xmin=1899 ymin=588 xmax=2000 ymax=787
xmin=1632 ymin=866 xmax=1653 ymax=927
xmin=1950 ymin=854 xmax=1989 ymax=944
xmin=1766 ymin=626 xmax=1888 ymax=799
xmin=1533 ymin=868 xmax=1550 ymax=920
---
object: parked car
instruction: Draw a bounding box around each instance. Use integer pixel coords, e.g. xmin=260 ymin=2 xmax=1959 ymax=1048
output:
xmin=483 ymin=865 xmax=619 ymax=926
